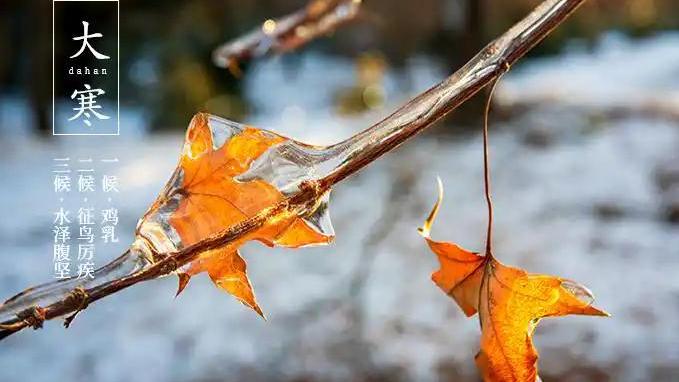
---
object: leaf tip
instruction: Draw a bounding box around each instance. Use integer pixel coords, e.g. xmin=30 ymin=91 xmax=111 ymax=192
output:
xmin=244 ymin=299 xmax=266 ymax=320
xmin=175 ymin=273 xmax=191 ymax=298
xmin=586 ymin=305 xmax=611 ymax=317
xmin=559 ymin=279 xmax=610 ymax=317
xmin=418 ymin=176 xmax=444 ymax=238
xmin=256 ymin=307 xmax=267 ymax=321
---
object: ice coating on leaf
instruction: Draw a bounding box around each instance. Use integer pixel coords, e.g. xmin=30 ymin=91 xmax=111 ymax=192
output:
xmin=136 ymin=112 xmax=335 ymax=253
xmin=302 ymin=191 xmax=334 ymax=238
xmin=236 ymin=140 xmax=326 ymax=195
xmin=135 ymin=112 xmax=335 ymax=315
xmin=560 ymin=279 xmax=595 ymax=306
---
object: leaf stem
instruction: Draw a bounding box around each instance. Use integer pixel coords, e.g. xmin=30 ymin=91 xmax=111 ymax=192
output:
xmin=482 ymin=78 xmax=501 ymax=257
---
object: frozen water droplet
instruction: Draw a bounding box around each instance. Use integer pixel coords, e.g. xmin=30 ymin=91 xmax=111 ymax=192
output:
xmin=303 ymin=191 xmax=334 ymax=238
xmin=236 ymin=140 xmax=323 ymax=195
xmin=561 ymin=279 xmax=595 ymax=305
xmin=207 ymin=114 xmax=241 ymax=150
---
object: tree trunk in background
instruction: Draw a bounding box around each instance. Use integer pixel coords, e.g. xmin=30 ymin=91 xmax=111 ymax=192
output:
xmin=442 ymin=0 xmax=486 ymax=128
xmin=462 ymin=0 xmax=484 ymax=64
xmin=28 ymin=0 xmax=51 ymax=136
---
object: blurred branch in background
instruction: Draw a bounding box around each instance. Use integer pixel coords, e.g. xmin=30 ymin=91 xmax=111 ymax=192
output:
xmin=213 ymin=0 xmax=363 ymax=76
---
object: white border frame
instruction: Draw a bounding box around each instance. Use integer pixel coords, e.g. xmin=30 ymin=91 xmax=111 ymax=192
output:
xmin=53 ymin=0 xmax=120 ymax=136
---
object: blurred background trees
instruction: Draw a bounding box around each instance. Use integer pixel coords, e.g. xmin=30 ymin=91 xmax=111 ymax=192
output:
xmin=0 ymin=0 xmax=677 ymax=134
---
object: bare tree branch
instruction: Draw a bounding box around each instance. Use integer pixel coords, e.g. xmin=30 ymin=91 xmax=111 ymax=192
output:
xmin=0 ymin=0 xmax=586 ymax=340
xmin=212 ymin=0 xmax=363 ymax=75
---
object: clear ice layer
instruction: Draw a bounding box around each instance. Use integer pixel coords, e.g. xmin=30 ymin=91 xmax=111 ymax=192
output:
xmin=0 ymin=239 xmax=153 ymax=322
xmin=136 ymin=114 xmax=339 ymax=255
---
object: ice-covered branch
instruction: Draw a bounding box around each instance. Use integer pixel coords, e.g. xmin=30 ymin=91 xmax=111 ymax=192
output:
xmin=212 ymin=0 xmax=362 ymax=75
xmin=0 ymin=0 xmax=586 ymax=340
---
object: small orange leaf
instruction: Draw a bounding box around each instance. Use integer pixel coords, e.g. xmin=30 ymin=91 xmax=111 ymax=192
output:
xmin=180 ymin=248 xmax=264 ymax=318
xmin=138 ymin=113 xmax=334 ymax=316
xmin=419 ymin=180 xmax=608 ymax=382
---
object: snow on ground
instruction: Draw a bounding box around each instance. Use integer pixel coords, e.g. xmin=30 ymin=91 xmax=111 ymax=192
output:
xmin=497 ymin=32 xmax=679 ymax=118
xmin=0 ymin=33 xmax=678 ymax=382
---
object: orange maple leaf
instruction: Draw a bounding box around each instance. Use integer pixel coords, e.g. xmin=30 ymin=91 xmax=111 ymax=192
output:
xmin=137 ymin=113 xmax=334 ymax=317
xmin=419 ymin=179 xmax=609 ymax=382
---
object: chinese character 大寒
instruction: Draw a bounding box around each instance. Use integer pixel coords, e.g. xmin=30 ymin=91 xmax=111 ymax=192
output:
xmin=70 ymin=21 xmax=110 ymax=60
xmin=69 ymin=84 xmax=110 ymax=127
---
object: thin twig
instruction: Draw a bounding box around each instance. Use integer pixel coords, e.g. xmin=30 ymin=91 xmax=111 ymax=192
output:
xmin=0 ymin=0 xmax=586 ymax=340
xmin=212 ymin=0 xmax=363 ymax=75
